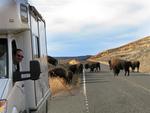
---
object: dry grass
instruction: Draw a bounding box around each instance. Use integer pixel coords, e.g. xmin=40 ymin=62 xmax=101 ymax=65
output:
xmin=68 ymin=59 xmax=80 ymax=65
xmin=49 ymin=74 xmax=80 ymax=96
xmin=49 ymin=77 xmax=71 ymax=96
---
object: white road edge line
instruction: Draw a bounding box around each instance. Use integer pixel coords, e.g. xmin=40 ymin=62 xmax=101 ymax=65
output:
xmin=83 ymin=67 xmax=90 ymax=113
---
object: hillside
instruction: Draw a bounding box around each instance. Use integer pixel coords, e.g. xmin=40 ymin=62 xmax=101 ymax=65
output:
xmin=89 ymin=36 xmax=150 ymax=73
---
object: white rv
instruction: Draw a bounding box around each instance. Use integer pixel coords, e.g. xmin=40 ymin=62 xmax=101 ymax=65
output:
xmin=0 ymin=0 xmax=50 ymax=113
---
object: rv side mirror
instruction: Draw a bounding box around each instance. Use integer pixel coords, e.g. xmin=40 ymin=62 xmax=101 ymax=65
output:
xmin=30 ymin=60 xmax=41 ymax=80
xmin=13 ymin=60 xmax=41 ymax=82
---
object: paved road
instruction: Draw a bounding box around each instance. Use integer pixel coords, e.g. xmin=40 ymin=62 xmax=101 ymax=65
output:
xmin=48 ymin=64 xmax=150 ymax=113
xmin=48 ymin=82 xmax=86 ymax=113
xmin=84 ymin=65 xmax=150 ymax=113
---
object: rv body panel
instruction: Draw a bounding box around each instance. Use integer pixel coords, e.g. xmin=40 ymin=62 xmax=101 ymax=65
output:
xmin=0 ymin=0 xmax=29 ymax=34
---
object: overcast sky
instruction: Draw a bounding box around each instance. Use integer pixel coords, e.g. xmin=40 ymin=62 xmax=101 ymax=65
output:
xmin=29 ymin=0 xmax=150 ymax=57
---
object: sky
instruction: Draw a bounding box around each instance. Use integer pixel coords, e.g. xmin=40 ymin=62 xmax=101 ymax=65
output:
xmin=28 ymin=0 xmax=150 ymax=57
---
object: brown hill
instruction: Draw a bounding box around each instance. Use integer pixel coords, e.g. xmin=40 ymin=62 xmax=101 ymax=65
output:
xmin=88 ymin=36 xmax=150 ymax=73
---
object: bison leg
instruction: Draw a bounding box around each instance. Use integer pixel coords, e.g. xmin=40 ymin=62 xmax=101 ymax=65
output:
xmin=137 ymin=67 xmax=139 ymax=72
xmin=125 ymin=69 xmax=130 ymax=76
xmin=113 ymin=69 xmax=120 ymax=76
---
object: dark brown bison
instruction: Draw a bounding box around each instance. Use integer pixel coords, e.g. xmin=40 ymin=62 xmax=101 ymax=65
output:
xmin=49 ymin=67 xmax=66 ymax=78
xmin=109 ymin=58 xmax=132 ymax=76
xmin=84 ymin=62 xmax=101 ymax=72
xmin=47 ymin=56 xmax=58 ymax=66
xmin=49 ymin=67 xmax=69 ymax=84
xmin=108 ymin=60 xmax=112 ymax=70
xmin=68 ymin=63 xmax=83 ymax=74
xmin=66 ymin=71 xmax=73 ymax=84
xmin=68 ymin=64 xmax=78 ymax=74
xmin=131 ymin=61 xmax=140 ymax=72
xmin=49 ymin=67 xmax=74 ymax=84
xmin=96 ymin=62 xmax=101 ymax=71
xmin=89 ymin=62 xmax=101 ymax=72
xmin=78 ymin=63 xmax=83 ymax=74
xmin=85 ymin=63 xmax=90 ymax=70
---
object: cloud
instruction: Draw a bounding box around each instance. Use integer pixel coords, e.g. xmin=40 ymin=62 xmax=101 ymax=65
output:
xmin=29 ymin=0 xmax=150 ymax=34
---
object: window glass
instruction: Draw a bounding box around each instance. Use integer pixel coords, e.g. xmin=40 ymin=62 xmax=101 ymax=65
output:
xmin=0 ymin=39 xmax=8 ymax=78
xmin=32 ymin=36 xmax=40 ymax=58
xmin=20 ymin=4 xmax=28 ymax=23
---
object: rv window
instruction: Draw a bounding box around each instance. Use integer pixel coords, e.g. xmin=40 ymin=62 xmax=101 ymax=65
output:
xmin=32 ymin=36 xmax=40 ymax=58
xmin=0 ymin=39 xmax=8 ymax=78
xmin=20 ymin=4 xmax=28 ymax=23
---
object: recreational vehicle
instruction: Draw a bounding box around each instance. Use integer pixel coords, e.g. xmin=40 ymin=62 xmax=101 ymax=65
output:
xmin=0 ymin=0 xmax=50 ymax=113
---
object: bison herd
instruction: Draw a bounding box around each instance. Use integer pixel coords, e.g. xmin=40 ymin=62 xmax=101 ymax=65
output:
xmin=108 ymin=58 xmax=140 ymax=76
xmin=48 ymin=59 xmax=101 ymax=85
xmin=47 ymin=56 xmax=140 ymax=85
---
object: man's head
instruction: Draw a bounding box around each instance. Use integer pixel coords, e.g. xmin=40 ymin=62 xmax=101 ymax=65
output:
xmin=13 ymin=49 xmax=24 ymax=64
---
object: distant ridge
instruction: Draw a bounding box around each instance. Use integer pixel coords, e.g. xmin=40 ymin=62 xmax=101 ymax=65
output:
xmin=54 ymin=55 xmax=92 ymax=61
xmin=88 ymin=36 xmax=150 ymax=73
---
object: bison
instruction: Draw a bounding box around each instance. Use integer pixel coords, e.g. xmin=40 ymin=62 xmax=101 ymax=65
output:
xmin=78 ymin=63 xmax=83 ymax=74
xmin=84 ymin=62 xmax=101 ymax=72
xmin=49 ymin=67 xmax=66 ymax=78
xmin=85 ymin=63 xmax=90 ymax=70
xmin=89 ymin=62 xmax=101 ymax=72
xmin=68 ymin=64 xmax=78 ymax=74
xmin=68 ymin=63 xmax=83 ymax=74
xmin=47 ymin=56 xmax=58 ymax=66
xmin=49 ymin=67 xmax=69 ymax=84
xmin=108 ymin=60 xmax=112 ymax=70
xmin=131 ymin=61 xmax=140 ymax=72
xmin=109 ymin=58 xmax=132 ymax=76
xmin=49 ymin=67 xmax=74 ymax=84
xmin=66 ymin=71 xmax=73 ymax=84
xmin=96 ymin=62 xmax=101 ymax=71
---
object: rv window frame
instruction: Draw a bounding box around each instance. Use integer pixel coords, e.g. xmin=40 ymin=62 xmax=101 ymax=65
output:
xmin=20 ymin=4 xmax=28 ymax=23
